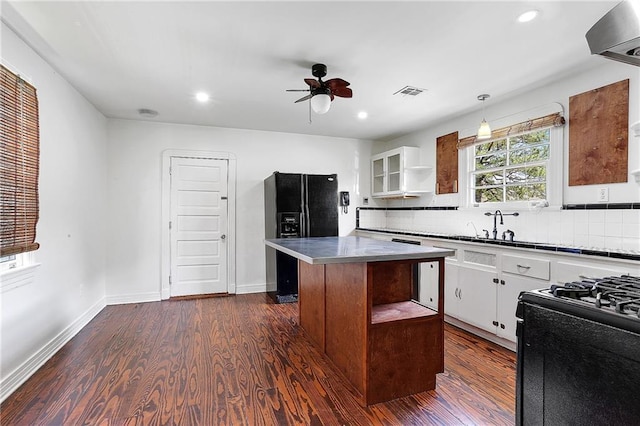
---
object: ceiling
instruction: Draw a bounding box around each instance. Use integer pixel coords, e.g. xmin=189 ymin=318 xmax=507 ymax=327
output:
xmin=2 ymin=1 xmax=618 ymax=141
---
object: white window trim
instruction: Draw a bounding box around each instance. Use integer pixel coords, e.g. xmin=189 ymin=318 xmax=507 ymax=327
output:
xmin=0 ymin=252 xmax=40 ymax=293
xmin=462 ymin=119 xmax=563 ymax=211
xmin=0 ymin=251 xmax=36 ymax=272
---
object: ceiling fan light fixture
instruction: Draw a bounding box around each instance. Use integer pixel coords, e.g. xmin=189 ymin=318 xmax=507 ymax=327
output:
xmin=310 ymin=91 xmax=331 ymax=114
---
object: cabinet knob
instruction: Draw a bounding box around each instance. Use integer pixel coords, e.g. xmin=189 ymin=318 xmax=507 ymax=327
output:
xmin=500 ymin=323 xmax=506 ymax=329
xmin=500 ymin=279 xmax=505 ymax=285
xmin=493 ymin=278 xmax=499 ymax=284
xmin=492 ymin=321 xmax=498 ymax=327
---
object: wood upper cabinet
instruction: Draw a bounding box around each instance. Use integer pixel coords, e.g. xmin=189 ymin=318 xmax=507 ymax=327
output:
xmin=436 ymin=131 xmax=459 ymax=194
xmin=569 ymin=79 xmax=629 ymax=186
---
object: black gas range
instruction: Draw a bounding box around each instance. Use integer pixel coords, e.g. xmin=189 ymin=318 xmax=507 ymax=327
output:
xmin=516 ymin=275 xmax=640 ymax=426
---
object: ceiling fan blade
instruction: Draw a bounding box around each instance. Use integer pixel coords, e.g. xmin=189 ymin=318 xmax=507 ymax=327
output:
xmin=304 ymin=78 xmax=321 ymax=88
xmin=331 ymin=86 xmax=353 ymax=98
xmin=294 ymin=94 xmax=313 ymax=103
xmin=325 ymin=78 xmax=350 ymax=89
xmin=286 ymin=89 xmax=310 ymax=92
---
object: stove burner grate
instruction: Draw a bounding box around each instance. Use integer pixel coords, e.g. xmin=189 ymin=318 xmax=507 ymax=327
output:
xmin=549 ymin=275 xmax=640 ymax=318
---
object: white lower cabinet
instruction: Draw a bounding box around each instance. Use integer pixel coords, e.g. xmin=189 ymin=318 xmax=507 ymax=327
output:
xmin=447 ymin=249 xmax=550 ymax=344
xmin=418 ymin=261 xmax=440 ymax=310
xmin=355 ymin=229 xmax=640 ymax=349
xmin=444 ymin=260 xmax=459 ymax=315
xmin=453 ymin=265 xmax=497 ymax=334
xmin=496 ymin=273 xmax=548 ymax=341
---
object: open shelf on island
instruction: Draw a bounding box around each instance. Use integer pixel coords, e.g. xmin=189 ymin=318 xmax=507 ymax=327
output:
xmin=371 ymin=301 xmax=438 ymax=325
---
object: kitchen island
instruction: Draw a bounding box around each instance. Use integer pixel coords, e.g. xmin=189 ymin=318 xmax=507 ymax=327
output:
xmin=264 ymin=236 xmax=455 ymax=405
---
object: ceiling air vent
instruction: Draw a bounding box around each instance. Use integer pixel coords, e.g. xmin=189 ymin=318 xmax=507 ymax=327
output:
xmin=393 ymin=86 xmax=427 ymax=96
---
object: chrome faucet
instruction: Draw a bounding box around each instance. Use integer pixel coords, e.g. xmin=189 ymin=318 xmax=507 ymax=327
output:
xmin=484 ymin=210 xmax=519 ymax=240
xmin=490 ymin=210 xmax=503 ymax=240
xmin=466 ymin=221 xmax=480 ymax=238
xmin=502 ymin=229 xmax=515 ymax=242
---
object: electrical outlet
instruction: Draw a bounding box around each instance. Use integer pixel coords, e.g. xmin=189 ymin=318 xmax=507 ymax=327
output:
xmin=597 ymin=187 xmax=609 ymax=202
xmin=363 ymin=197 xmax=369 ymax=206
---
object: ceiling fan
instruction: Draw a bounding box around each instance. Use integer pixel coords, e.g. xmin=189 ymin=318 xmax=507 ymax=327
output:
xmin=286 ymin=63 xmax=352 ymax=114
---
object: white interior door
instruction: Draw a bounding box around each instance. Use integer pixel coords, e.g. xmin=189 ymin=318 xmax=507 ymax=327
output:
xmin=170 ymin=157 xmax=228 ymax=297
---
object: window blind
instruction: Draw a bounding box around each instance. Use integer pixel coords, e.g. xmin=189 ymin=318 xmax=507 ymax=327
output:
xmin=1 ymin=64 xmax=40 ymax=256
xmin=458 ymin=112 xmax=565 ymax=149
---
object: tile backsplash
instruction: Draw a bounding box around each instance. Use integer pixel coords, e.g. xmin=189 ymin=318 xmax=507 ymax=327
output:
xmin=357 ymin=205 xmax=640 ymax=252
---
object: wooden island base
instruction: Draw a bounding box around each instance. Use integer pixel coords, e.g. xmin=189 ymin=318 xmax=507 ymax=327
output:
xmin=299 ymin=259 xmax=445 ymax=406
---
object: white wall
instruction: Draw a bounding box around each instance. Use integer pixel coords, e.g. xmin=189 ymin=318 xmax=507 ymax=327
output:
xmin=0 ymin=23 xmax=108 ymax=401
xmin=106 ymin=120 xmax=372 ymax=300
xmin=362 ymin=60 xmax=640 ymax=252
xmin=373 ymin=60 xmax=640 ymax=206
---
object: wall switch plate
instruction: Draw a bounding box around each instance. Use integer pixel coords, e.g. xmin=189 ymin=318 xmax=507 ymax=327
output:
xmin=597 ymin=187 xmax=609 ymax=202
xmin=363 ymin=197 xmax=369 ymax=206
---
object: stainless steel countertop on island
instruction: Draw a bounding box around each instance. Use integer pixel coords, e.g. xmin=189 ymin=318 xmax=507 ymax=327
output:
xmin=265 ymin=236 xmax=455 ymax=264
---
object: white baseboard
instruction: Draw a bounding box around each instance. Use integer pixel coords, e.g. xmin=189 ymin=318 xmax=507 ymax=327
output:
xmin=444 ymin=315 xmax=516 ymax=352
xmin=235 ymin=282 xmax=267 ymax=294
xmin=106 ymin=292 xmax=161 ymax=305
xmin=161 ymin=286 xmax=170 ymax=300
xmin=0 ymin=297 xmax=107 ymax=403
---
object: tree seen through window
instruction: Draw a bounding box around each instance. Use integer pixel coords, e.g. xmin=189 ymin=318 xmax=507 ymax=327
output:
xmin=472 ymin=129 xmax=550 ymax=203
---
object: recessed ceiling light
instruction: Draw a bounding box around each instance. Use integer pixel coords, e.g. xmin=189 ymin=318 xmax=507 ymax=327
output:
xmin=517 ymin=10 xmax=539 ymax=23
xmin=195 ymin=92 xmax=210 ymax=102
xmin=358 ymin=111 xmax=368 ymax=119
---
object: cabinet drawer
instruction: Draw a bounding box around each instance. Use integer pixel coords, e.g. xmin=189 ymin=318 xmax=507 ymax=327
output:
xmin=555 ymin=261 xmax=630 ymax=282
xmin=502 ymin=254 xmax=550 ymax=280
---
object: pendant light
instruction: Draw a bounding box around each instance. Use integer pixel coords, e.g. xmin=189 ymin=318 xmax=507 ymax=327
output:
xmin=477 ymin=94 xmax=492 ymax=140
xmin=310 ymin=87 xmax=332 ymax=114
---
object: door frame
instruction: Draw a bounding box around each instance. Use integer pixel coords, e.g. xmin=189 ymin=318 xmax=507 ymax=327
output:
xmin=161 ymin=149 xmax=237 ymax=299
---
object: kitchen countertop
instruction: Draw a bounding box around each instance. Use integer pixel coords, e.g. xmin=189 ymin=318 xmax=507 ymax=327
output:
xmin=265 ymin=236 xmax=455 ymax=264
xmin=356 ymin=227 xmax=640 ymax=262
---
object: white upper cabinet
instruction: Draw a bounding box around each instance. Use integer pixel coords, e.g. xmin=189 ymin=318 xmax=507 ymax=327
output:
xmin=371 ymin=146 xmax=432 ymax=198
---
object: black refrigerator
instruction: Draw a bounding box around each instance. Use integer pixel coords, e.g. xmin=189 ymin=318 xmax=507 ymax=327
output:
xmin=264 ymin=172 xmax=338 ymax=303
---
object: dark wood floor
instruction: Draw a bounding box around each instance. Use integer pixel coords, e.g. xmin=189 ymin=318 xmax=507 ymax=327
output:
xmin=1 ymin=293 xmax=516 ymax=425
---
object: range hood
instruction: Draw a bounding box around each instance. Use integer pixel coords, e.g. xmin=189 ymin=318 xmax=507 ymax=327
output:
xmin=586 ymin=0 xmax=640 ymax=67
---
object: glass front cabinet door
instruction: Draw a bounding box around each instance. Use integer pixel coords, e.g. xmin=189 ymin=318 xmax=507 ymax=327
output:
xmin=370 ymin=146 xmax=432 ymax=198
